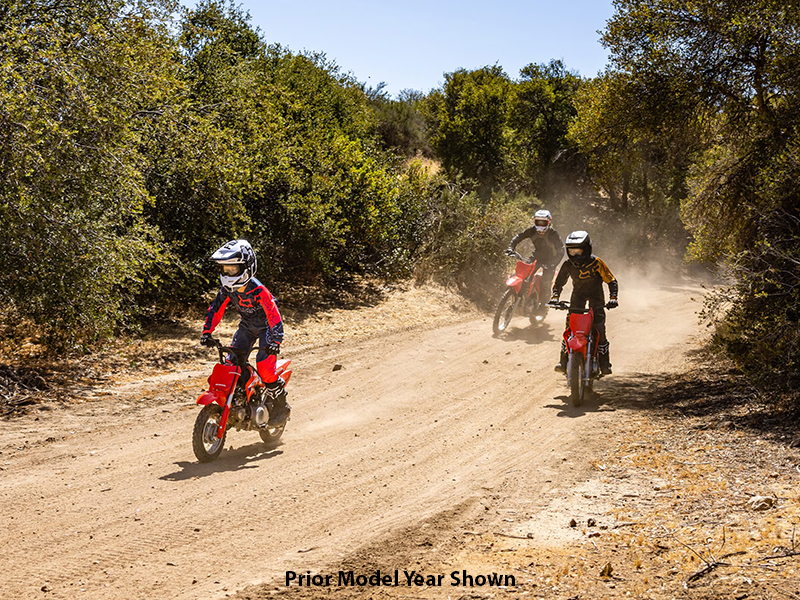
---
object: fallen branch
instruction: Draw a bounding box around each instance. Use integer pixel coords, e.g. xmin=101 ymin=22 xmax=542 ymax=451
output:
xmin=684 ymin=560 xmax=731 ymax=584
xmin=757 ymin=549 xmax=800 ymax=561
xmin=495 ymin=532 xmax=533 ymax=540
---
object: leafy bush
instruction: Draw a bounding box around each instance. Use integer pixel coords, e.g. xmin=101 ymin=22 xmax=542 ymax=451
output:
xmin=0 ymin=0 xmax=174 ymax=348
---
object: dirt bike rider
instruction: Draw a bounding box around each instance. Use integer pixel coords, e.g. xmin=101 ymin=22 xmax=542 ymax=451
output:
xmin=549 ymin=230 xmax=618 ymax=375
xmin=199 ymin=239 xmax=290 ymax=427
xmin=505 ymin=209 xmax=564 ymax=311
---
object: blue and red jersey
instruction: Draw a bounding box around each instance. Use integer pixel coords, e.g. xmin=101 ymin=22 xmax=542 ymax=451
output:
xmin=202 ymin=277 xmax=284 ymax=344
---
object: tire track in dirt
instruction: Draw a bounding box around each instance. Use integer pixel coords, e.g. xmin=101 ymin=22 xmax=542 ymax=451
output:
xmin=0 ymin=279 xmax=705 ymax=600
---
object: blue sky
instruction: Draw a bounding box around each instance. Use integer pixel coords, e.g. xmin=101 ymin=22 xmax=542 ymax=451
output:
xmin=240 ymin=0 xmax=616 ymax=97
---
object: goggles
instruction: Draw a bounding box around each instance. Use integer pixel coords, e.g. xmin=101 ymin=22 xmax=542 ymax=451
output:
xmin=567 ymin=247 xmax=584 ymax=257
xmin=220 ymin=264 xmax=244 ymax=276
xmin=534 ymin=219 xmax=550 ymax=228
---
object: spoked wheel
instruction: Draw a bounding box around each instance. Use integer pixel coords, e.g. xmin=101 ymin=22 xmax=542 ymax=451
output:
xmin=192 ymin=404 xmax=227 ymax=463
xmin=493 ymin=289 xmax=518 ymax=335
xmin=568 ymin=353 xmax=586 ymax=407
xmin=258 ymin=421 xmax=285 ymax=445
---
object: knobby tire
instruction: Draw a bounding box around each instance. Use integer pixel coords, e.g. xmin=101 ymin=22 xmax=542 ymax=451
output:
xmin=192 ymin=403 xmax=227 ymax=463
xmin=568 ymin=353 xmax=586 ymax=407
xmin=493 ymin=289 xmax=517 ymax=335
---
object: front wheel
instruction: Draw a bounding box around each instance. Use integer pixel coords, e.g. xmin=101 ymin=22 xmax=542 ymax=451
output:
xmin=493 ymin=289 xmax=518 ymax=335
xmin=568 ymin=353 xmax=586 ymax=407
xmin=192 ymin=404 xmax=227 ymax=463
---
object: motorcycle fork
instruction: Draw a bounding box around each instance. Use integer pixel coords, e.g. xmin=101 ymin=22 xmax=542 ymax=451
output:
xmin=217 ymin=372 xmax=240 ymax=439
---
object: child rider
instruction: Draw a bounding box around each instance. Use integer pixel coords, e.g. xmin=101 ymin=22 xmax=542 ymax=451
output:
xmin=199 ymin=239 xmax=290 ymax=426
xmin=550 ymin=230 xmax=619 ymax=375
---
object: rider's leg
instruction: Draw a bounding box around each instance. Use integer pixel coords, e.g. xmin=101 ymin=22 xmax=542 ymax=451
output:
xmin=554 ymin=311 xmax=571 ymax=372
xmin=255 ymin=332 xmax=290 ymax=426
xmin=541 ymin=267 xmax=555 ymax=299
xmin=230 ymin=327 xmax=257 ymax=391
xmin=554 ymin=338 xmax=569 ymax=373
xmin=592 ymin=307 xmax=612 ymax=374
xmin=537 ymin=267 xmax=555 ymax=314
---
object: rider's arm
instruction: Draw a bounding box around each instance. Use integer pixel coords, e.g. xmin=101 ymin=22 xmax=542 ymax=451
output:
xmin=551 ymin=262 xmax=571 ymax=298
xmin=508 ymin=226 xmax=536 ymax=252
xmin=256 ymin=287 xmax=285 ymax=344
xmin=595 ymin=258 xmax=618 ymax=299
xmin=203 ymin=289 xmax=230 ymax=335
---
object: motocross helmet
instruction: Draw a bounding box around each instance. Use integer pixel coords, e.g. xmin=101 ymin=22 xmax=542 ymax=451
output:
xmin=533 ymin=209 xmax=552 ymax=235
xmin=210 ymin=239 xmax=257 ymax=292
xmin=565 ymin=230 xmax=592 ymax=266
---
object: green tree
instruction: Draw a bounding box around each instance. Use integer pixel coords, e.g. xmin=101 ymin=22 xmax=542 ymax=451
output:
xmin=424 ymin=66 xmax=512 ymax=199
xmin=173 ymin=1 xmax=420 ymax=283
xmin=603 ymin=0 xmax=800 ymax=388
xmin=0 ymin=0 xmax=179 ymax=347
xmin=372 ymin=89 xmax=433 ymax=158
xmin=508 ymin=60 xmax=583 ymax=201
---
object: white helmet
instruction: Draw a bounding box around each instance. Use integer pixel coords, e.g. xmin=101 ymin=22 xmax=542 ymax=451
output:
xmin=565 ymin=230 xmax=592 ymax=265
xmin=533 ymin=209 xmax=552 ymax=235
xmin=210 ymin=239 xmax=257 ymax=292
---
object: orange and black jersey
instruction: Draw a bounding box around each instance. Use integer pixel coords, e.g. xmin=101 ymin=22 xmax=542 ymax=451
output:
xmin=202 ymin=277 xmax=284 ymax=343
xmin=553 ymin=256 xmax=618 ymax=302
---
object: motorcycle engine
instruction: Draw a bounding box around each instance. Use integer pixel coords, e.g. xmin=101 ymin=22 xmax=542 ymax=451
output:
xmin=249 ymin=403 xmax=268 ymax=428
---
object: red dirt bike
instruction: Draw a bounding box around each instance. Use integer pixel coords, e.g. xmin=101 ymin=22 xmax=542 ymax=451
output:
xmin=193 ymin=338 xmax=292 ymax=463
xmin=547 ymin=301 xmax=610 ymax=407
xmin=492 ymin=251 xmax=548 ymax=335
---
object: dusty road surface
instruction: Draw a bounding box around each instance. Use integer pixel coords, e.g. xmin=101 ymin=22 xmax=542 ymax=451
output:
xmin=0 ymin=276 xmax=706 ymax=599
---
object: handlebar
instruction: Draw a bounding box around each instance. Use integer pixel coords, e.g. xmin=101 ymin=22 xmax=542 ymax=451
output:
xmin=504 ymin=250 xmax=536 ymax=264
xmin=201 ymin=337 xmax=273 ymax=365
xmin=546 ymin=301 xmax=615 ymax=312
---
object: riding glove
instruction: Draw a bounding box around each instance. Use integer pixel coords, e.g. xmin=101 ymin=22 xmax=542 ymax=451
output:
xmin=265 ymin=342 xmax=281 ymax=355
xmin=607 ymin=298 xmax=619 ymax=309
xmin=200 ymin=332 xmax=213 ymax=346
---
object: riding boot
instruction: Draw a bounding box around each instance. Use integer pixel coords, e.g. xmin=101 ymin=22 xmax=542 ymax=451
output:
xmin=554 ymin=341 xmax=568 ymax=373
xmin=598 ymin=343 xmax=612 ymax=375
xmin=265 ymin=378 xmax=291 ymax=426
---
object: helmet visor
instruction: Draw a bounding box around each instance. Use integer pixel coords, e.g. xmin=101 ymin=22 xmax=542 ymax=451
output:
xmin=567 ymin=247 xmax=584 ymax=257
xmin=220 ymin=264 xmax=244 ymax=277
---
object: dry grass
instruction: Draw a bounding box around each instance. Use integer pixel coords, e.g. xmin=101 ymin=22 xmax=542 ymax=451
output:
xmin=449 ymin=352 xmax=800 ymax=600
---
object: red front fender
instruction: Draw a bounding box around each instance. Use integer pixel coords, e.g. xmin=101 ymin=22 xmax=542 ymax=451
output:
xmin=505 ymin=276 xmax=523 ymax=292
xmin=197 ymin=391 xmax=227 ymax=407
xmin=568 ymin=335 xmax=588 ymax=357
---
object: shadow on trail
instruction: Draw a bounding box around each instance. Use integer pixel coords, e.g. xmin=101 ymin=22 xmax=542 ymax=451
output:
xmin=545 ymin=390 xmax=617 ymax=418
xmin=494 ymin=323 xmax=557 ymax=345
xmin=592 ymin=352 xmax=799 ymax=443
xmin=160 ymin=442 xmax=284 ymax=481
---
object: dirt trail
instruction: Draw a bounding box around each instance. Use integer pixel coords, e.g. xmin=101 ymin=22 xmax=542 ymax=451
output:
xmin=0 ymin=277 xmax=706 ymax=599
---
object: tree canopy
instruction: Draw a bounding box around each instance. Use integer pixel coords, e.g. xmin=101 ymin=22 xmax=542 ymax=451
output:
xmin=3 ymin=0 xmax=799 ymax=400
